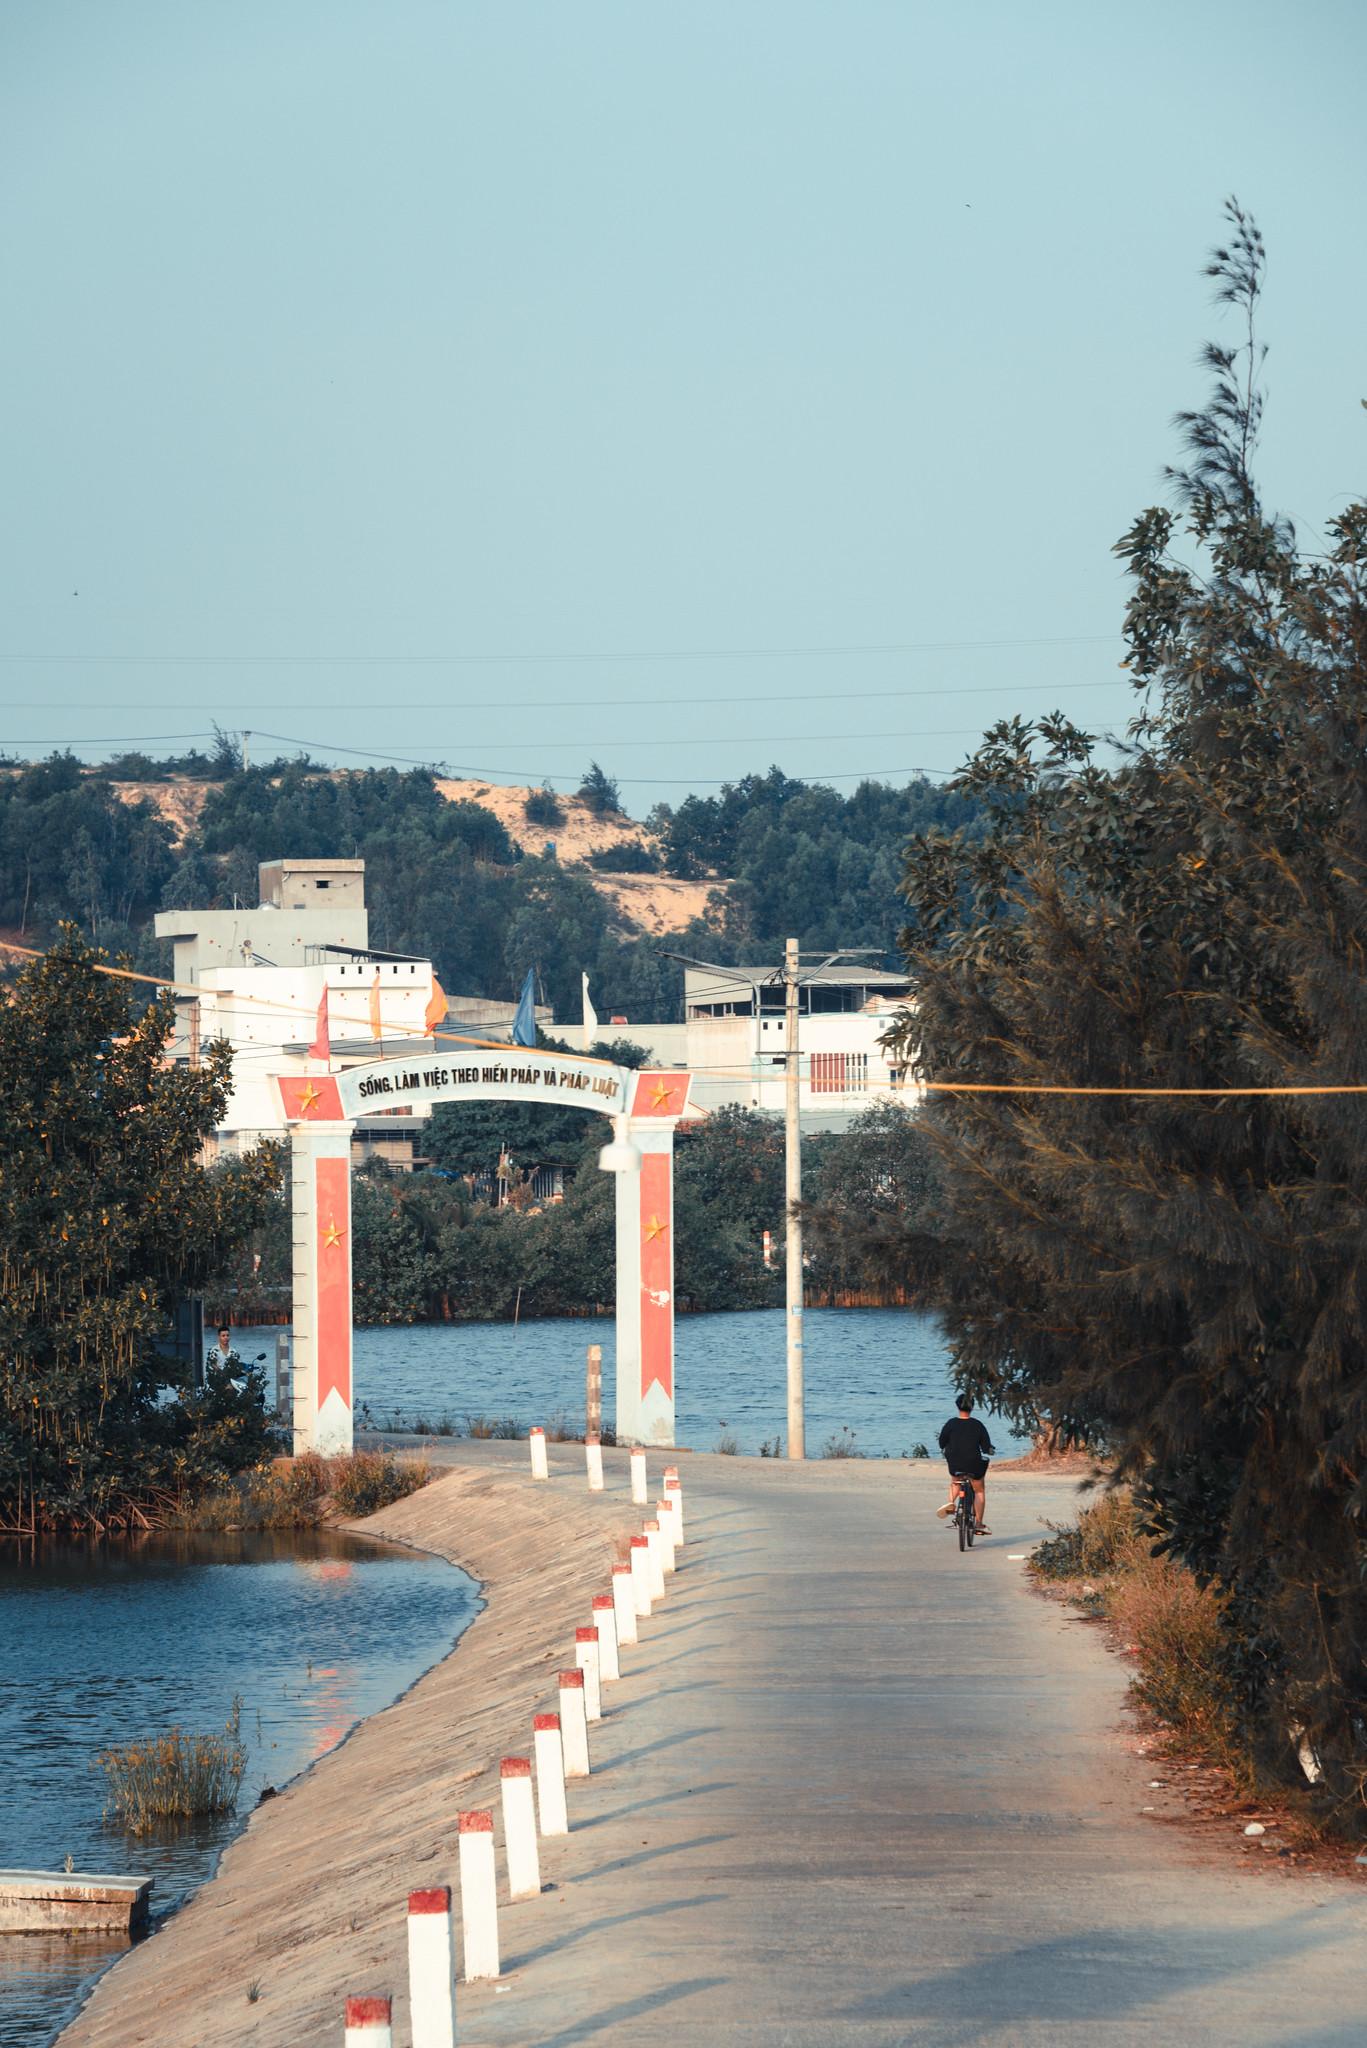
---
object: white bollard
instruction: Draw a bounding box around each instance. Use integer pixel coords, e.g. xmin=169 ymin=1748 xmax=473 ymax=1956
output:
xmin=345 ymin=1995 xmax=393 ymax=2048
xmin=656 ymin=1495 xmax=678 ymax=1571
xmin=558 ymin=1668 xmax=591 ymax=1777
xmin=644 ymin=1520 xmax=667 ymax=1601
xmin=500 ymin=1757 xmax=542 ymax=1900
xmin=629 ymin=1535 xmax=653 ymax=1618
xmin=529 ymin=1427 xmax=549 ymax=1479
xmin=574 ymin=1625 xmax=602 ymax=1720
xmin=629 ymin=1446 xmax=648 ymax=1505
xmin=457 ymin=1811 xmax=500 ymax=1981
xmin=592 ymin=1592 xmax=620 ymax=1681
xmin=532 ymin=1712 xmax=568 ymax=1836
xmin=612 ymin=1561 xmax=639 ymax=1646
xmin=585 ymin=1434 xmax=604 ymax=1492
xmin=665 ymin=1470 xmax=684 ymax=1542
xmin=406 ymin=1889 xmax=456 ymax=2048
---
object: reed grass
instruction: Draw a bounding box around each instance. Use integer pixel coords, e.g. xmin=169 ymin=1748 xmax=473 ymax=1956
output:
xmin=98 ymin=1698 xmax=247 ymax=1832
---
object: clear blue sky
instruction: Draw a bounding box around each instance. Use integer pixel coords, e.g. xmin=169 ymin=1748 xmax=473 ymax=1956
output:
xmin=2 ymin=1 xmax=1363 ymax=812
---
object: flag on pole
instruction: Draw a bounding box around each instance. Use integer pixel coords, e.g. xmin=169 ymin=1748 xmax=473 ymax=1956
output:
xmin=511 ymin=967 xmax=537 ymax=1047
xmin=582 ymin=971 xmax=598 ymax=1044
xmin=424 ymin=974 xmax=448 ymax=1034
xmin=309 ymin=983 xmax=330 ymax=1062
xmin=368 ymin=968 xmax=382 ymax=1042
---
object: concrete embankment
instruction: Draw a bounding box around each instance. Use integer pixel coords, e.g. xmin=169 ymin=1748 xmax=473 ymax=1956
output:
xmin=60 ymin=1443 xmax=1367 ymax=2047
xmin=59 ymin=1445 xmax=638 ymax=2048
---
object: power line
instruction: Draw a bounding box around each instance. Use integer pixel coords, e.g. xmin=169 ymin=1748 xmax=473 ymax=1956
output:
xmin=0 ymin=678 xmax=1133 ymax=714
xmin=0 ymin=631 xmax=1122 ymax=669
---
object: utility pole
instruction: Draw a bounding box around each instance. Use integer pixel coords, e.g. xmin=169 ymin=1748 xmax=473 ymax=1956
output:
xmin=784 ymin=936 xmax=805 ymax=1460
xmin=663 ymin=942 xmax=879 ymax=1468
xmin=241 ymin=730 xmax=251 ymax=771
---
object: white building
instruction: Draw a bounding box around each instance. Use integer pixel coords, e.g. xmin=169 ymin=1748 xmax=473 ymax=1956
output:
xmin=679 ymin=963 xmax=919 ymax=1130
xmin=557 ymin=964 xmax=920 ymax=1132
xmin=156 ymin=859 xmax=444 ymax=1168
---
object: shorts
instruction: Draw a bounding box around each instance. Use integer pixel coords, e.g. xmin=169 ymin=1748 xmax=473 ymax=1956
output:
xmin=947 ymin=1458 xmax=988 ymax=1482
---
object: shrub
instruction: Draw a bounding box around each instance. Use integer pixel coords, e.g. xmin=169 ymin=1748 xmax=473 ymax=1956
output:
xmin=524 ymin=784 xmax=564 ymax=827
xmin=821 ymin=1426 xmax=863 ymax=1459
xmin=329 ymin=1449 xmax=430 ymax=1518
xmin=586 ymin=843 xmax=658 ymax=873
xmin=1108 ymin=1563 xmax=1251 ymax=1780
xmin=98 ymin=1699 xmax=247 ymax=1832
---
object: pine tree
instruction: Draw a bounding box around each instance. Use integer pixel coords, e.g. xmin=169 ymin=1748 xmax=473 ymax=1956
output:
xmin=885 ymin=203 xmax=1367 ymax=1814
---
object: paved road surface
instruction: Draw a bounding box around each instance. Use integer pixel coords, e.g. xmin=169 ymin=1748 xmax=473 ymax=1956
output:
xmin=467 ymin=1453 xmax=1365 ymax=2048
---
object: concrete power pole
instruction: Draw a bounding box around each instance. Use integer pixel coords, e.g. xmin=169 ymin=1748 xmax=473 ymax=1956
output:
xmin=784 ymin=935 xmax=805 ymax=1460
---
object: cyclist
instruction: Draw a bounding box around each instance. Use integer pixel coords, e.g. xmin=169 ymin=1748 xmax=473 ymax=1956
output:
xmin=935 ymin=1397 xmax=995 ymax=1536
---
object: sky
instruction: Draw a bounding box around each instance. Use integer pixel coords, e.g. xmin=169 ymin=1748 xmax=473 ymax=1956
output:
xmin=1 ymin=1 xmax=1363 ymax=815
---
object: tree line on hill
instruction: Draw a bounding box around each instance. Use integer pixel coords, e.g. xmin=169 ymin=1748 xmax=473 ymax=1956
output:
xmin=0 ymin=745 xmax=977 ymax=1023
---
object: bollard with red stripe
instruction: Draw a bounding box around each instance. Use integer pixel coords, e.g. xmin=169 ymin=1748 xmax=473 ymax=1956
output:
xmin=612 ymin=1561 xmax=638 ymax=1646
xmin=529 ymin=1427 xmax=549 ymax=1479
xmin=574 ymin=1624 xmax=602 ymax=1720
xmin=585 ymin=1433 xmax=604 ymax=1492
xmin=629 ymin=1446 xmax=648 ymax=1505
xmin=592 ymin=1591 xmax=620 ymax=1681
xmin=558 ymin=1668 xmax=591 ymax=1777
xmin=657 ymin=1494 xmax=679 ymax=1571
xmin=643 ymin=1519 xmax=667 ymax=1601
xmin=500 ymin=1757 xmax=541 ymax=1900
xmin=532 ymin=1712 xmax=568 ymax=1835
xmin=406 ymin=1889 xmax=456 ymax=2048
xmin=457 ymin=1811 xmax=500 ymax=1981
xmin=629 ymin=1535 xmax=653 ymax=1619
xmin=344 ymin=1994 xmax=393 ymax=2048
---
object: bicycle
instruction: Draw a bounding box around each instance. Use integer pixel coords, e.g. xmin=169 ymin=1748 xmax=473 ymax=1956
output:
xmin=950 ymin=1470 xmax=978 ymax=1551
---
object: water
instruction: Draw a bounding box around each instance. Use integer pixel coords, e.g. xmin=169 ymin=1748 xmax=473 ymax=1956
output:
xmin=0 ymin=1530 xmax=475 ymax=2048
xmin=305 ymin=1304 xmax=1027 ymax=1459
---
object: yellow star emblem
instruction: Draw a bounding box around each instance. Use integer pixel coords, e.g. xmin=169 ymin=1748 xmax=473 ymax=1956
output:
xmin=649 ymin=1079 xmax=674 ymax=1111
xmin=298 ymin=1080 xmax=321 ymax=1114
xmin=322 ymin=1213 xmax=346 ymax=1251
xmin=645 ymin=1213 xmax=668 ymax=1242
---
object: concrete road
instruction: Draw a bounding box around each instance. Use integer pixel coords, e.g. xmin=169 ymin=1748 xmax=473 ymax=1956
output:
xmin=467 ymin=1453 xmax=1366 ymax=2048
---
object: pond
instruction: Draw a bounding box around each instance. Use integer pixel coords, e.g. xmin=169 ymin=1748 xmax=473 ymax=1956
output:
xmin=0 ymin=1530 xmax=476 ymax=2048
xmin=265 ymin=1304 xmax=1028 ymax=1459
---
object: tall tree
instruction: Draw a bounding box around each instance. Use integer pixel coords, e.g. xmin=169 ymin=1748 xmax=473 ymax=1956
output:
xmin=0 ymin=931 xmax=282 ymax=1529
xmin=884 ymin=203 xmax=1367 ymax=1812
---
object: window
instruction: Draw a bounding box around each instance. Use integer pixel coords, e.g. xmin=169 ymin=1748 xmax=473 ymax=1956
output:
xmin=810 ymin=1052 xmax=869 ymax=1094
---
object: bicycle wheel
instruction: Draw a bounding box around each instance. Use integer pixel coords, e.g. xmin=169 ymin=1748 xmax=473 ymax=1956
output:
xmin=965 ymin=1504 xmax=975 ymax=1548
xmin=957 ymin=1499 xmax=967 ymax=1551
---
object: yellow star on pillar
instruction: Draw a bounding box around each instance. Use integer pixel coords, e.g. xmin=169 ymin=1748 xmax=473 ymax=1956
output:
xmin=644 ymin=1213 xmax=668 ymax=1242
xmin=649 ymin=1079 xmax=674 ymax=1111
xmin=322 ymin=1213 xmax=346 ymax=1250
xmin=298 ymin=1080 xmax=322 ymax=1114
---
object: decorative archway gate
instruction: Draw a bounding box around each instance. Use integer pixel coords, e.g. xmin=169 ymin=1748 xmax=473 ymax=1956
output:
xmin=274 ymin=1051 xmax=692 ymax=1454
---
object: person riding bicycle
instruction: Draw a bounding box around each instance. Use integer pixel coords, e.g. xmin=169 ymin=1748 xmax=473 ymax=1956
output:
xmin=935 ymin=1397 xmax=995 ymax=1535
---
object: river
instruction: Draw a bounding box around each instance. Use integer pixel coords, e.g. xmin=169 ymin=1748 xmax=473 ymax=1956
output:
xmin=267 ymin=1304 xmax=1028 ymax=1459
xmin=0 ymin=1531 xmax=475 ymax=2048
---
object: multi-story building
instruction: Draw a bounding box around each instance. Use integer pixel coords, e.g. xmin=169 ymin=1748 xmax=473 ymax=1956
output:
xmin=682 ymin=963 xmax=918 ymax=1130
xmin=155 ymin=859 xmax=443 ymax=1168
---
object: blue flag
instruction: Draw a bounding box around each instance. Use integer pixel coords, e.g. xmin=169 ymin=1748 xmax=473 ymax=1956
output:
xmin=511 ymin=967 xmax=537 ymax=1047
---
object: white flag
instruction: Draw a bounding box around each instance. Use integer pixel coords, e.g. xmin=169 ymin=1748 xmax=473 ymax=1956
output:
xmin=582 ymin=971 xmax=598 ymax=1044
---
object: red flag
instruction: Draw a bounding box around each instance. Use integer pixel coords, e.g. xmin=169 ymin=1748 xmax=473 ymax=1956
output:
xmin=424 ymin=974 xmax=448 ymax=1033
xmin=309 ymin=983 xmax=331 ymax=1061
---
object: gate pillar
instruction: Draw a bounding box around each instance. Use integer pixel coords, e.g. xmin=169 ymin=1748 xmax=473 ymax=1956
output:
xmin=289 ymin=1119 xmax=355 ymax=1455
xmin=614 ymin=1082 xmax=686 ymax=1445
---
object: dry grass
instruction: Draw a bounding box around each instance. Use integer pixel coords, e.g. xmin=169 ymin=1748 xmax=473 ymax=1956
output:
xmin=1031 ymin=1490 xmax=1254 ymax=1784
xmin=98 ymin=1699 xmax=247 ymax=1833
xmin=171 ymin=1451 xmax=430 ymax=1530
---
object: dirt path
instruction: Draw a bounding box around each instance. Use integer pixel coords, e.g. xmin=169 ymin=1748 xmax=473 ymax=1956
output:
xmin=60 ymin=1446 xmax=1367 ymax=2046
